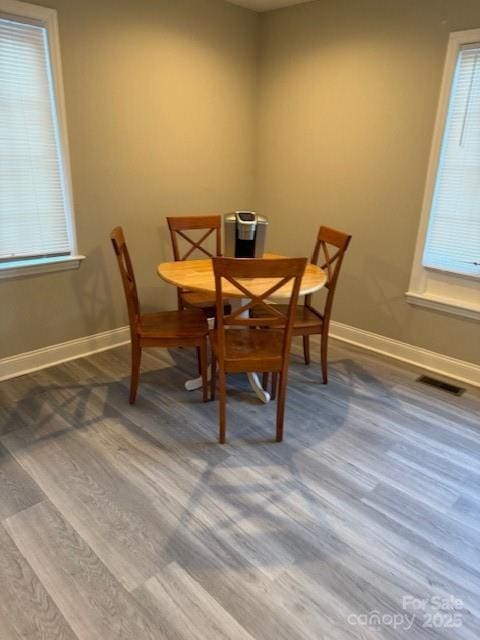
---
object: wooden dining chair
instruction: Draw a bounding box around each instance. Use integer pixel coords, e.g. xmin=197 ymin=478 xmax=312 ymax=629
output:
xmin=111 ymin=226 xmax=208 ymax=404
xmin=166 ymin=215 xmax=230 ymax=317
xmin=258 ymin=226 xmax=351 ymax=387
xmin=210 ymin=256 xmax=307 ymax=444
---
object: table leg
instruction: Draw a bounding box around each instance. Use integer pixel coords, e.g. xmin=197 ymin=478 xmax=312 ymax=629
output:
xmin=185 ymin=368 xmax=270 ymax=403
xmin=247 ymin=372 xmax=271 ymax=404
xmin=184 ymin=317 xmax=214 ymax=392
xmin=183 ymin=308 xmax=271 ymax=404
xmin=235 ymin=298 xmax=271 ymax=404
xmin=185 ymin=364 xmax=211 ymax=391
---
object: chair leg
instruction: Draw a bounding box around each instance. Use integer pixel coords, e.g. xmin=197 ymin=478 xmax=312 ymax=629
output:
xmin=303 ymin=335 xmax=310 ymax=365
xmin=129 ymin=341 xmax=141 ymax=404
xmin=199 ymin=339 xmax=208 ymax=402
xmin=320 ymin=333 xmax=328 ymax=384
xmin=262 ymin=372 xmax=269 ymax=391
xmin=275 ymin=370 xmax=288 ymax=442
xmin=210 ymin=349 xmax=217 ymax=400
xmin=177 ymin=290 xmax=185 ymax=311
xmin=271 ymin=372 xmax=278 ymax=400
xmin=219 ymin=370 xmax=227 ymax=444
xmin=196 ymin=346 xmax=202 ymax=375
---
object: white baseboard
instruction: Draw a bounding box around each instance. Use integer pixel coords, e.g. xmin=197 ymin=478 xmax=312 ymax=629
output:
xmin=0 ymin=326 xmax=130 ymax=382
xmin=1 ymin=320 xmax=478 ymax=389
xmin=329 ymin=321 xmax=480 ymax=388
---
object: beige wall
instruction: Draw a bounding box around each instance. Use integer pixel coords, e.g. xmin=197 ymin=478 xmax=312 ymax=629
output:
xmin=1 ymin=0 xmax=258 ymax=358
xmin=2 ymin=0 xmax=479 ymax=367
xmin=256 ymin=0 xmax=480 ymax=365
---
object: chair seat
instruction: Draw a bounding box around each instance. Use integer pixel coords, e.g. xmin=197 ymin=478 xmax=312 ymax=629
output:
xmin=211 ymin=328 xmax=284 ymax=373
xmin=251 ymin=304 xmax=323 ymax=331
xmin=137 ymin=309 xmax=208 ymax=339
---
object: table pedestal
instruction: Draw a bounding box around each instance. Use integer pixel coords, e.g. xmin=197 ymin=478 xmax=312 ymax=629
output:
xmin=183 ymin=305 xmax=271 ymax=403
xmin=184 ymin=369 xmax=270 ymax=403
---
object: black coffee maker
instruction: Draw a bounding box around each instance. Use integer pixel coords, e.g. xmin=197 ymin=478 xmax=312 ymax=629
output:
xmin=224 ymin=212 xmax=268 ymax=258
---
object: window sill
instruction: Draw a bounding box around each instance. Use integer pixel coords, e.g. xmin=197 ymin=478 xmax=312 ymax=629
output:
xmin=405 ymin=291 xmax=480 ymax=321
xmin=0 ymin=255 xmax=85 ymax=280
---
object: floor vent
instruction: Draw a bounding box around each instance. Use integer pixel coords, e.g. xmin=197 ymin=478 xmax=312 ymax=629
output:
xmin=417 ymin=375 xmax=465 ymax=396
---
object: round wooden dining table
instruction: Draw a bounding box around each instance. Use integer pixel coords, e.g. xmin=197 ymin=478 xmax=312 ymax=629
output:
xmin=157 ymin=253 xmax=327 ymax=403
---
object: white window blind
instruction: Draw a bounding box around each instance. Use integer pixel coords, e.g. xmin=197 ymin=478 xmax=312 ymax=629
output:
xmin=423 ymin=44 xmax=480 ymax=278
xmin=0 ymin=15 xmax=71 ymax=263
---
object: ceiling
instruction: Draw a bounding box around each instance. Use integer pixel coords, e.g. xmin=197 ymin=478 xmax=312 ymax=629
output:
xmin=225 ymin=0 xmax=310 ymax=12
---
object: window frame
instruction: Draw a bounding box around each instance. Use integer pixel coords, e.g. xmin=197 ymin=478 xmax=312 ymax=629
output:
xmin=0 ymin=0 xmax=84 ymax=280
xmin=406 ymin=28 xmax=480 ymax=321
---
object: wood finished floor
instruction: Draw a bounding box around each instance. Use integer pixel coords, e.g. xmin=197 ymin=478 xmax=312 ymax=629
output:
xmin=0 ymin=338 xmax=479 ymax=639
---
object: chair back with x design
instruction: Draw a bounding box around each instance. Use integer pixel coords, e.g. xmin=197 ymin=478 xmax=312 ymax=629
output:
xmin=307 ymin=225 xmax=351 ymax=329
xmin=213 ymin=257 xmax=307 ymax=362
xmin=110 ymin=227 xmax=140 ymax=338
xmin=167 ymin=215 xmax=222 ymax=262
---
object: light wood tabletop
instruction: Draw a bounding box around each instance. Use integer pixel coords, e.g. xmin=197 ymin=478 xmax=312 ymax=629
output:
xmin=157 ymin=253 xmax=327 ymax=299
